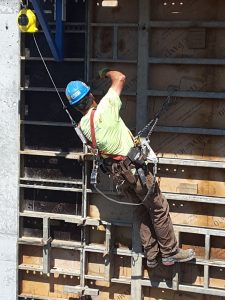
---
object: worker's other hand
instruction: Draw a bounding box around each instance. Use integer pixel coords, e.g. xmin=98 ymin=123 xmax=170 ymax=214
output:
xmin=98 ymin=68 xmax=110 ymax=79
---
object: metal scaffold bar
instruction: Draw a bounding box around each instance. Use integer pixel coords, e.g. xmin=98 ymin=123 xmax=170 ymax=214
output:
xmin=31 ymin=0 xmax=64 ymax=61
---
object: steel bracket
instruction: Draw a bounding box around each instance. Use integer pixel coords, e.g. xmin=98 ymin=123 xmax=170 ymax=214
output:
xmin=64 ymin=285 xmax=99 ymax=296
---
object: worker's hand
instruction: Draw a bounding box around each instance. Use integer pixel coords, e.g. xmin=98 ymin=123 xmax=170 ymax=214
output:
xmin=98 ymin=68 xmax=110 ymax=79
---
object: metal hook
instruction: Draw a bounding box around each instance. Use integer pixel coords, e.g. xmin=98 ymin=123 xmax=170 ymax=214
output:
xmin=21 ymin=0 xmax=29 ymax=8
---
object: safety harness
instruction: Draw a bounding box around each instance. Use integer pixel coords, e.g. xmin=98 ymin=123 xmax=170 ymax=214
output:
xmin=87 ymin=99 xmax=172 ymax=206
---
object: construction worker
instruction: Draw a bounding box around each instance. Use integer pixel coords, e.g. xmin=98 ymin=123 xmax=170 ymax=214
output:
xmin=65 ymin=69 xmax=195 ymax=268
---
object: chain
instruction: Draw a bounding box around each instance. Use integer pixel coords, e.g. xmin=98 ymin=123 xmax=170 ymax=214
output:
xmin=137 ymin=88 xmax=177 ymax=138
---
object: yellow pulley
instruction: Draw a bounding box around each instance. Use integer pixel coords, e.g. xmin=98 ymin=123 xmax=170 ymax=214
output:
xmin=17 ymin=8 xmax=38 ymax=33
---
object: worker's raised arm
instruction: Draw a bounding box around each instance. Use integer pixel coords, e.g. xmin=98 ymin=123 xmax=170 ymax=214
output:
xmin=99 ymin=69 xmax=126 ymax=96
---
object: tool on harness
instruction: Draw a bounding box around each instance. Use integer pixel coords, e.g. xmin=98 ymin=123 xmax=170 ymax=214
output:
xmin=90 ymin=149 xmax=100 ymax=185
xmin=132 ymin=87 xmax=177 ymax=196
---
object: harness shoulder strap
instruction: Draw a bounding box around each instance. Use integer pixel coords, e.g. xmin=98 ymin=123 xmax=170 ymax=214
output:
xmin=90 ymin=108 xmax=97 ymax=149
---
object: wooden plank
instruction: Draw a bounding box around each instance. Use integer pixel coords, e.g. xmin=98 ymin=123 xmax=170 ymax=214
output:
xmin=149 ymin=21 xmax=225 ymax=28
xmin=19 ymin=271 xmax=80 ymax=298
xmin=170 ymin=201 xmax=225 ymax=230
xmin=51 ymin=248 xmax=81 ymax=273
xmin=158 ymin=158 xmax=225 ymax=169
xmin=21 ymin=149 xmax=87 ymax=160
xmin=91 ymin=281 xmax=131 ymax=300
xmin=157 ymin=165 xmax=225 ymax=197
xmin=149 ymin=57 xmax=225 ymax=65
xmin=87 ymin=252 xmax=105 ymax=276
xmin=148 ymin=89 xmax=225 ymax=99
xmin=143 ymin=286 xmax=205 ymax=300
xmin=209 ymin=267 xmax=225 ymax=289
xmin=19 ymin=245 xmax=43 ymax=267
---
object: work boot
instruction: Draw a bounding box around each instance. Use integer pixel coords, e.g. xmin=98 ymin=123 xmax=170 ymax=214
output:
xmin=162 ymin=248 xmax=195 ymax=266
xmin=147 ymin=258 xmax=159 ymax=269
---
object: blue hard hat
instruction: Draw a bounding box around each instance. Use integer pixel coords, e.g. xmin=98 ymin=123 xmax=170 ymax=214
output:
xmin=65 ymin=81 xmax=90 ymax=105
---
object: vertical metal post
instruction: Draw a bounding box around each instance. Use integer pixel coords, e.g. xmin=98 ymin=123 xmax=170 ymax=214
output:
xmin=136 ymin=0 xmax=149 ymax=133
xmin=204 ymin=234 xmax=210 ymax=289
xmin=79 ymin=0 xmax=90 ymax=291
xmin=104 ymin=224 xmax=112 ymax=281
xmin=131 ymin=221 xmax=143 ymax=300
xmin=172 ymin=230 xmax=180 ymax=290
xmin=31 ymin=0 xmax=62 ymax=61
xmin=55 ymin=0 xmax=64 ymax=60
xmin=43 ymin=217 xmax=51 ymax=274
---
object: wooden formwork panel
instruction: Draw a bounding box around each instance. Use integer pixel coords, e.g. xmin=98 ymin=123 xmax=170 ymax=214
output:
xmin=19 ymin=245 xmax=43 ymax=268
xmin=157 ymin=166 xmax=225 ymax=196
xmin=149 ymin=97 xmax=225 ymax=129
xmin=22 ymin=188 xmax=82 ymax=216
xmin=91 ymin=0 xmax=138 ymax=23
xmin=19 ymin=0 xmax=225 ymax=299
xmin=149 ymin=65 xmax=225 ymax=92
xmin=170 ymin=201 xmax=225 ymax=230
xmin=50 ymin=248 xmax=81 ymax=272
xmin=19 ymin=271 xmax=80 ymax=299
xmin=92 ymin=27 xmax=138 ymax=60
xmin=150 ymin=28 xmax=225 ymax=59
xmin=150 ymin=0 xmax=225 ymax=21
xmin=92 ymin=63 xmax=137 ymax=93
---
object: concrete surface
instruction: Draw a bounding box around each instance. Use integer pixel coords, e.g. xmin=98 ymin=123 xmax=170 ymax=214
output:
xmin=0 ymin=0 xmax=20 ymax=299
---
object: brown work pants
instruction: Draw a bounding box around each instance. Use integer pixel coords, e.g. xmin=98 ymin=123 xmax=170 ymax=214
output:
xmin=109 ymin=161 xmax=178 ymax=260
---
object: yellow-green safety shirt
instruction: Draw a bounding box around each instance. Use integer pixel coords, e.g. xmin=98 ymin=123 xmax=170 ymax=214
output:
xmin=80 ymin=88 xmax=134 ymax=156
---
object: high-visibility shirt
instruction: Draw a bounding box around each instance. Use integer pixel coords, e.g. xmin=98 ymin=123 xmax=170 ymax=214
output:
xmin=80 ymin=87 xmax=134 ymax=156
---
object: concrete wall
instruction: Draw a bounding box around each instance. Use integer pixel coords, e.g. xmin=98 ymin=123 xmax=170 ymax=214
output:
xmin=0 ymin=1 xmax=20 ymax=299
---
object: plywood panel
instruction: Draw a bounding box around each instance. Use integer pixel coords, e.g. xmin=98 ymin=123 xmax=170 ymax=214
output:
xmin=143 ymin=262 xmax=173 ymax=281
xmin=157 ymin=165 xmax=225 ymax=197
xmin=149 ymin=65 xmax=225 ymax=92
xmin=19 ymin=0 xmax=225 ymax=298
xmin=209 ymin=267 xmax=225 ymax=289
xmin=90 ymin=281 xmax=131 ymax=300
xmin=169 ymin=202 xmax=225 ymax=229
xmin=92 ymin=0 xmax=138 ymax=23
xmin=180 ymin=264 xmax=204 ymax=286
xmin=88 ymin=194 xmax=134 ymax=222
xmin=87 ymin=252 xmax=105 ymax=276
xmin=150 ymin=28 xmax=225 ymax=59
xmin=180 ymin=233 xmax=205 ymax=258
xmin=51 ymin=248 xmax=80 ymax=272
xmin=89 ymin=225 xmax=106 ymax=245
xmin=92 ymin=63 xmax=137 ymax=93
xmin=150 ymin=0 xmax=225 ymax=21
xmin=113 ymin=255 xmax=131 ymax=279
xmin=19 ymin=245 xmax=43 ymax=267
xmin=92 ymin=27 xmax=138 ymax=60
xmin=19 ymin=271 xmax=80 ymax=299
xmin=148 ymin=98 xmax=225 ymax=130
xmin=143 ymin=287 xmax=205 ymax=300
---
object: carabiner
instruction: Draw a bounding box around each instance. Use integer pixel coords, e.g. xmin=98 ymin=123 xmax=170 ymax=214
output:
xmin=21 ymin=0 xmax=29 ymax=8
